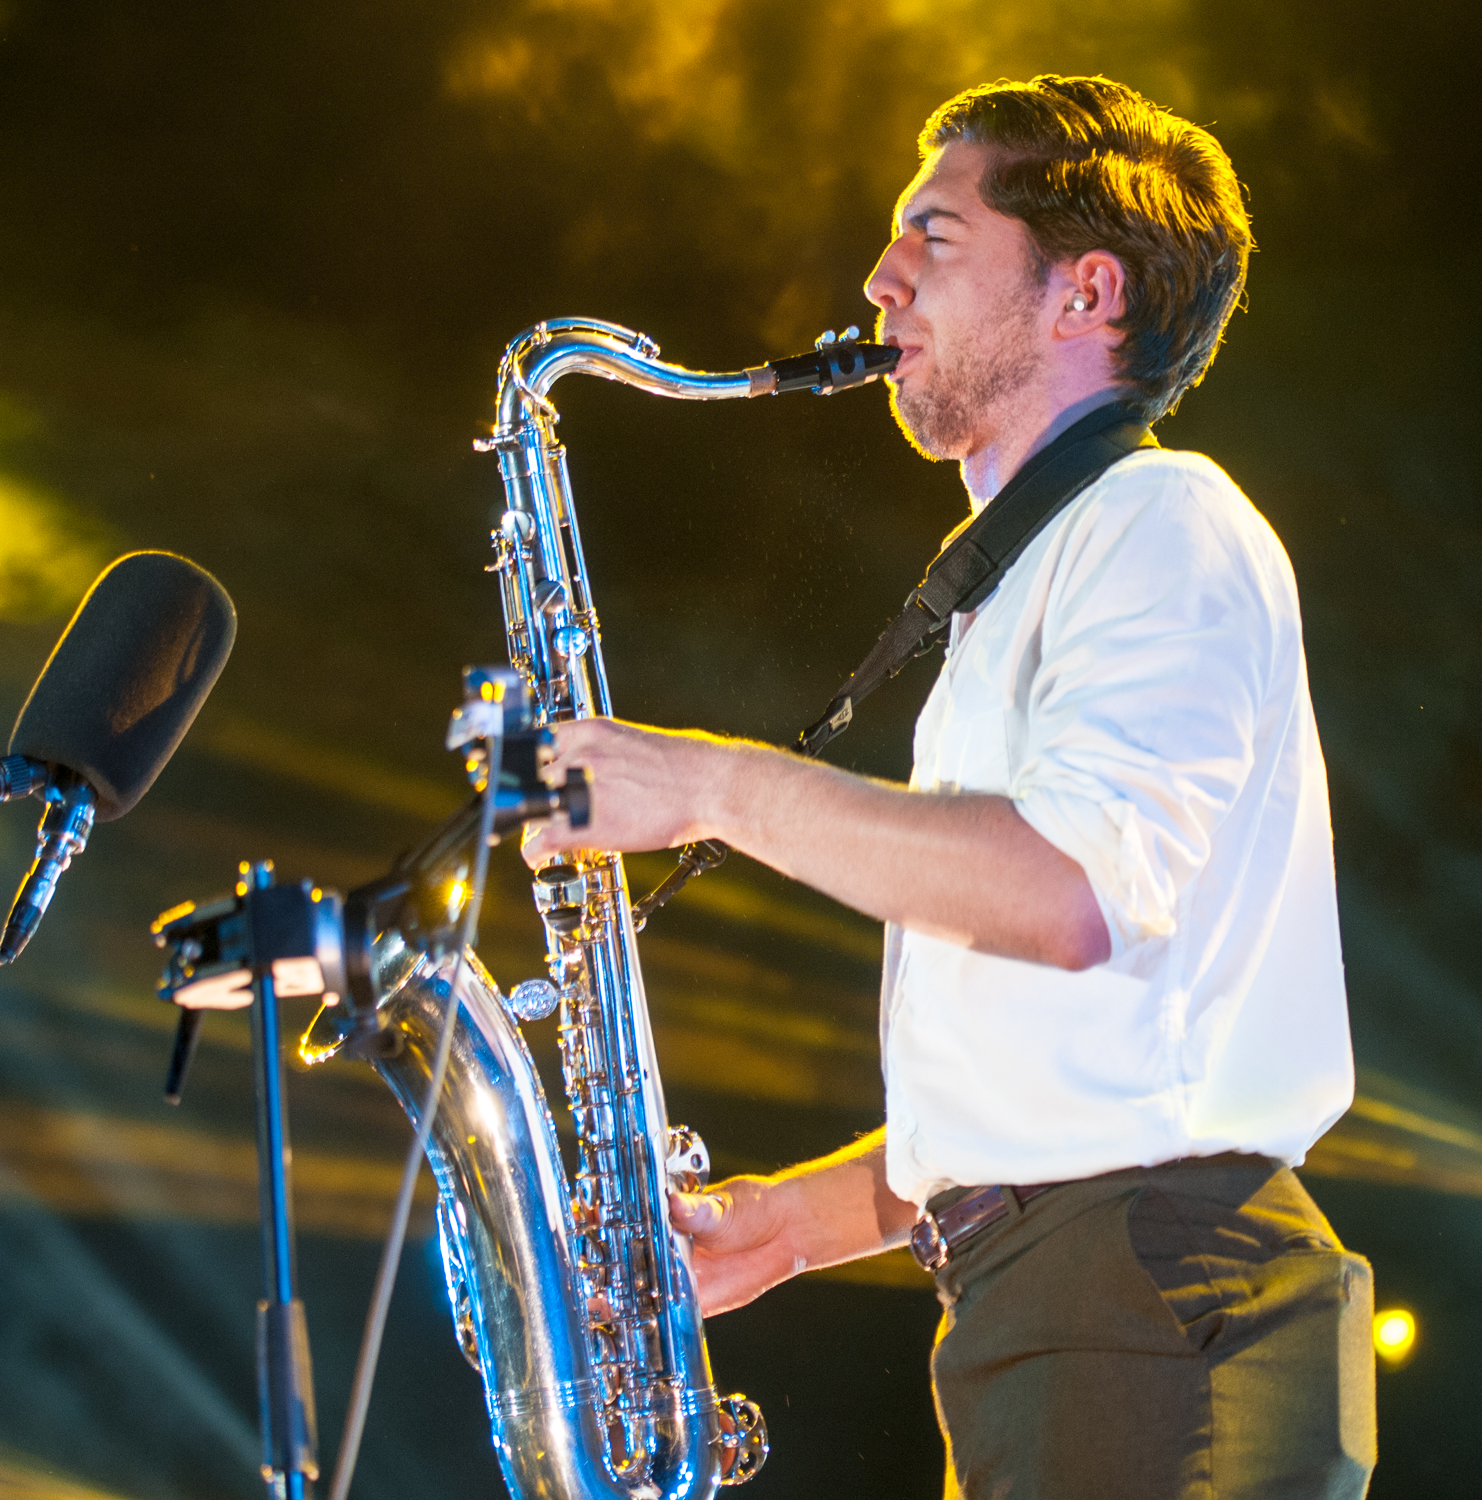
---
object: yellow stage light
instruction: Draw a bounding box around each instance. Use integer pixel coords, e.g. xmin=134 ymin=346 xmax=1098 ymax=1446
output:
xmin=1373 ymin=1308 xmax=1417 ymax=1363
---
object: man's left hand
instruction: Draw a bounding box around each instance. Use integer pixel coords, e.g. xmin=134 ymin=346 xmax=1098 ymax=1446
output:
xmin=523 ymin=717 xmax=730 ymax=866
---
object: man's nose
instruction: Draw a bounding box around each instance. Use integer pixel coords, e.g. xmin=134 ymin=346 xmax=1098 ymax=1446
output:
xmin=864 ymin=237 xmax=912 ymax=310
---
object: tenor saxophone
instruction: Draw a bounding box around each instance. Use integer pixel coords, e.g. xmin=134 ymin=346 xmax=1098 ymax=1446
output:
xmin=331 ymin=319 xmax=895 ymax=1500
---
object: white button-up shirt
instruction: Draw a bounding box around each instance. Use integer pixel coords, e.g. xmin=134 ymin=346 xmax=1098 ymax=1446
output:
xmin=881 ymin=447 xmax=1353 ymax=1205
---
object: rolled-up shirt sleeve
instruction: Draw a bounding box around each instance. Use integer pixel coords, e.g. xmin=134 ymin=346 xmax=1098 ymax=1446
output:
xmin=1010 ymin=463 xmax=1279 ymax=957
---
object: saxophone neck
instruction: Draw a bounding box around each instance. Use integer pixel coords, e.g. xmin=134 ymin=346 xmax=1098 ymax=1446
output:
xmin=489 ymin=317 xmax=901 ymax=440
xmin=492 ymin=319 xmax=754 ymax=439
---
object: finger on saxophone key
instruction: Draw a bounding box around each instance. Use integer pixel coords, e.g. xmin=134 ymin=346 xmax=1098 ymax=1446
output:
xmin=669 ymin=1190 xmax=726 ymax=1238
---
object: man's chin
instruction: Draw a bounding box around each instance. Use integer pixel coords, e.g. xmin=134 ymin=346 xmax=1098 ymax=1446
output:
xmin=889 ymin=388 xmax=965 ymax=463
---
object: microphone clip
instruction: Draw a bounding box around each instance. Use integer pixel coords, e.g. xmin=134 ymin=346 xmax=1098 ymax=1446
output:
xmin=0 ymin=769 xmax=97 ymax=966
xmin=0 ymin=755 xmax=48 ymax=803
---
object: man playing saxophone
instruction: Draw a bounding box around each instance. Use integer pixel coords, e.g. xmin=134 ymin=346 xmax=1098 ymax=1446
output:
xmin=523 ymin=75 xmax=1376 ymax=1498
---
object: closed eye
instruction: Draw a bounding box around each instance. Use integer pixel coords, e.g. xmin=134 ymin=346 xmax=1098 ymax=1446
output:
xmin=904 ymin=206 xmax=968 ymax=241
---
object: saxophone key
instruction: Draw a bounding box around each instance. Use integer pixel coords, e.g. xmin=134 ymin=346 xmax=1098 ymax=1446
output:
xmin=532 ymin=860 xmax=581 ymax=901
xmin=625 ymin=1237 xmax=657 ymax=1296
xmin=572 ymin=1101 xmax=616 ymax=1144
xmin=576 ymin=1020 xmax=613 ymax=1073
xmin=558 ymin=1027 xmax=612 ymax=1096
xmin=499 ymin=507 xmax=535 ymax=547
xmin=589 ymin=1327 xmax=622 ymax=1405
xmin=572 ymin=1170 xmax=623 ymax=1226
xmin=533 ymin=863 xmax=588 ymax=937
xmin=545 ymin=945 xmax=586 ymax=988
xmin=640 ymin=1316 xmax=664 ymax=1370
xmin=717 ymin=1397 xmax=770 ymax=1486
xmin=575 ymin=1083 xmax=614 ymax=1120
xmin=505 ymin=977 xmax=559 ymax=1021
xmin=589 ymin=1148 xmax=622 ymax=1188
xmin=666 ymin=1124 xmax=711 ymax=1193
xmin=616 ymin=1313 xmax=664 ymax=1372
xmin=542 ymin=905 xmax=584 ymax=938
xmin=577 ymin=1230 xmax=608 ymax=1279
xmin=571 ymin=1173 xmax=600 ymax=1227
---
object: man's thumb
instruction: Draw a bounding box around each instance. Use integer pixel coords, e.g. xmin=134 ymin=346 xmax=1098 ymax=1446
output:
xmin=670 ymin=1190 xmax=725 ymax=1237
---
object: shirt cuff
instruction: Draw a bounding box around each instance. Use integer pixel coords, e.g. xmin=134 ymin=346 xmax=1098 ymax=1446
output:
xmin=1014 ymin=785 xmax=1178 ymax=960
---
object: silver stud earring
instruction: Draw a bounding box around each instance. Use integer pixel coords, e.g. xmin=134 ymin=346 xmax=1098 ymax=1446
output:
xmin=1069 ymin=294 xmax=1088 ymax=312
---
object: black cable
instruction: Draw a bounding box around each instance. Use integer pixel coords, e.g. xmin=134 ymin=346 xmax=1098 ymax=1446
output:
xmin=327 ymin=735 xmax=502 ymax=1500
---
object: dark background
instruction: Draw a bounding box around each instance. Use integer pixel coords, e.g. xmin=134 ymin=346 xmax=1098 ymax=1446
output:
xmin=1 ymin=1 xmax=1479 ymax=1495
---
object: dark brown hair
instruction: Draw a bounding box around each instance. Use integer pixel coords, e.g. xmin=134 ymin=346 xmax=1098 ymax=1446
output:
xmin=923 ymin=76 xmax=1253 ymax=419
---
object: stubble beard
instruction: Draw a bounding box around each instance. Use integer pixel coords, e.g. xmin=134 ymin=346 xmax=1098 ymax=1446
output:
xmin=888 ymin=285 xmax=1044 ymax=462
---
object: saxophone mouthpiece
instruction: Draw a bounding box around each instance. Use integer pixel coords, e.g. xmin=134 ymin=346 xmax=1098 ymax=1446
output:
xmin=746 ymin=326 xmax=900 ymax=397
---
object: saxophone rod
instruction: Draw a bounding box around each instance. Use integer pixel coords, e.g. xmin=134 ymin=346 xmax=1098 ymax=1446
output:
xmin=492 ymin=320 xmax=901 ymax=436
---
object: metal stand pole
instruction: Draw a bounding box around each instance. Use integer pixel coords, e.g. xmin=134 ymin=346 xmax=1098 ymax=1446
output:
xmin=246 ymin=860 xmax=319 ymax=1500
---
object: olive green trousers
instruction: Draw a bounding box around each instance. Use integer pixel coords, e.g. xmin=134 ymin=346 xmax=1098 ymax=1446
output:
xmin=928 ymin=1154 xmax=1376 ymax=1499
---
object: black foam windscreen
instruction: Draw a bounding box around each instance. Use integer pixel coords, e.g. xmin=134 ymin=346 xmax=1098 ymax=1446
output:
xmin=8 ymin=552 xmax=237 ymax=822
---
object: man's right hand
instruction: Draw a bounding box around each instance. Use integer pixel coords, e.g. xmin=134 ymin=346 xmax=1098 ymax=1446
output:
xmin=670 ymin=1176 xmax=803 ymax=1317
xmin=667 ymin=1130 xmax=919 ymax=1318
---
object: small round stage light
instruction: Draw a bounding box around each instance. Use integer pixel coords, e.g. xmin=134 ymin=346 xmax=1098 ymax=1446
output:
xmin=1373 ymin=1308 xmax=1417 ymax=1364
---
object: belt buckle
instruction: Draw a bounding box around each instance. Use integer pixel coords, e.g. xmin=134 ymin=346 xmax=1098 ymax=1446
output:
xmin=910 ymin=1209 xmax=951 ymax=1273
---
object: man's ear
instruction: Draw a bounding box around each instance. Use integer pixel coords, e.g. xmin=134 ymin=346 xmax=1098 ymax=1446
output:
xmin=1052 ymin=250 xmax=1127 ymax=339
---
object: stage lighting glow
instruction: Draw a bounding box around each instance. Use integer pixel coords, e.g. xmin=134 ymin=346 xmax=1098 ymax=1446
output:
xmin=1373 ymin=1308 xmax=1417 ymax=1362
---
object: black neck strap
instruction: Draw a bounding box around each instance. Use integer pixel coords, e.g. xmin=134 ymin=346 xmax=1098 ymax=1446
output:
xmin=633 ymin=399 xmax=1155 ymax=927
xmin=797 ymin=399 xmax=1155 ymax=756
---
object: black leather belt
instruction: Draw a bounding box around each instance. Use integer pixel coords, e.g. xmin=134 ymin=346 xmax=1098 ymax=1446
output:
xmin=910 ymin=1182 xmax=1057 ymax=1272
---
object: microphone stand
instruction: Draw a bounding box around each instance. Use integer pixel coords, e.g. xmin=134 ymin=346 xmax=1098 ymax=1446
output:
xmin=245 ymin=860 xmax=320 ymax=1500
xmin=150 ymin=668 xmax=590 ymax=1499
xmin=160 ymin=861 xmax=322 ymax=1499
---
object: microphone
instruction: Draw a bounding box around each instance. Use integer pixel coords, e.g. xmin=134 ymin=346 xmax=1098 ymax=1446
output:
xmin=1 ymin=551 xmax=237 ymax=965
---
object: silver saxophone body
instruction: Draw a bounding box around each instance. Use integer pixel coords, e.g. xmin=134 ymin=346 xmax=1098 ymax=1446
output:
xmin=338 ymin=319 xmax=893 ymax=1500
